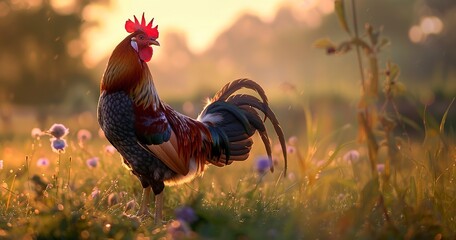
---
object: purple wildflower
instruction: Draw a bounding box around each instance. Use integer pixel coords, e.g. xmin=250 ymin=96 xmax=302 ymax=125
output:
xmin=104 ymin=145 xmax=116 ymax=154
xmin=36 ymin=157 xmax=50 ymax=168
xmin=77 ymin=129 xmax=92 ymax=143
xmin=287 ymin=145 xmax=296 ymax=154
xmin=288 ymin=136 xmax=298 ymax=146
xmin=343 ymin=150 xmax=360 ymax=163
xmin=47 ymin=124 xmax=69 ymax=139
xmin=287 ymin=172 xmax=296 ymax=181
xmin=31 ymin=128 xmax=42 ymax=138
xmin=255 ymin=156 xmax=272 ymax=174
xmin=51 ymin=138 xmax=67 ymax=153
xmin=167 ymin=220 xmax=192 ymax=239
xmin=377 ymin=164 xmax=385 ymax=173
xmin=175 ymin=206 xmax=198 ymax=224
xmin=91 ymin=187 xmax=100 ymax=199
xmin=86 ymin=157 xmax=99 ymax=168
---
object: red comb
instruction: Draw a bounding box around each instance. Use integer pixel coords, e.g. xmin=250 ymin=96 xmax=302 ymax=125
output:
xmin=125 ymin=13 xmax=159 ymax=39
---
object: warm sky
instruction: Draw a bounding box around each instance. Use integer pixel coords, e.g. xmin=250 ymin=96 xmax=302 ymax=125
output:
xmin=81 ymin=0 xmax=306 ymax=67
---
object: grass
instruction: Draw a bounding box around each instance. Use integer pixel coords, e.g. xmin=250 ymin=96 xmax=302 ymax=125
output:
xmin=0 ymin=100 xmax=454 ymax=239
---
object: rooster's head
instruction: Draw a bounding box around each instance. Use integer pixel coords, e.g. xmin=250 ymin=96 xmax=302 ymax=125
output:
xmin=125 ymin=13 xmax=160 ymax=62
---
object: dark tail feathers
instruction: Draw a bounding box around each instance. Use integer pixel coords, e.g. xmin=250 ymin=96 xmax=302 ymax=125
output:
xmin=198 ymin=79 xmax=287 ymax=173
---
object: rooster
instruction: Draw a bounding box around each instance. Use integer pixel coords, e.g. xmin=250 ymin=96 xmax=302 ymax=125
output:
xmin=97 ymin=14 xmax=287 ymax=224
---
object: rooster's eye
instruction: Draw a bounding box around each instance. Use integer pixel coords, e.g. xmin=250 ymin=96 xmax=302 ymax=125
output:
xmin=138 ymin=35 xmax=144 ymax=40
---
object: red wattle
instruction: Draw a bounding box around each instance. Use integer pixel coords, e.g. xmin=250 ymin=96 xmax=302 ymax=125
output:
xmin=139 ymin=47 xmax=153 ymax=62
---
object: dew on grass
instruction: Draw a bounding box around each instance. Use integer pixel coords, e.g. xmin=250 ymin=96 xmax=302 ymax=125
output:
xmin=103 ymin=223 xmax=111 ymax=233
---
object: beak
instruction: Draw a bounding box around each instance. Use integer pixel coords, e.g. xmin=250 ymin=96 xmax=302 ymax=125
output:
xmin=149 ymin=39 xmax=160 ymax=46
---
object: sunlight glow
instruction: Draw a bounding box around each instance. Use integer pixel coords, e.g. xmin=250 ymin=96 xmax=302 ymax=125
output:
xmin=50 ymin=0 xmax=76 ymax=15
xmin=81 ymin=0 xmax=284 ymax=68
xmin=0 ymin=2 xmax=10 ymax=17
xmin=288 ymin=0 xmax=334 ymax=29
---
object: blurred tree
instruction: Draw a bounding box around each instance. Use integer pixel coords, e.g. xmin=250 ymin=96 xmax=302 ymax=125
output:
xmin=0 ymin=0 xmax=106 ymax=127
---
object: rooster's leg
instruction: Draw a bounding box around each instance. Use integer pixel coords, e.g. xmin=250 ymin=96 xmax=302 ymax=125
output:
xmin=154 ymin=191 xmax=164 ymax=224
xmin=137 ymin=186 xmax=151 ymax=217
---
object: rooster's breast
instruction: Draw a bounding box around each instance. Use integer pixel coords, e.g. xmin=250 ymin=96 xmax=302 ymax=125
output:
xmin=97 ymin=91 xmax=176 ymax=183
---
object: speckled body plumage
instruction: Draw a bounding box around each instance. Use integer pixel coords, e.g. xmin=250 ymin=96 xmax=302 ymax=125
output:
xmin=98 ymin=91 xmax=174 ymax=194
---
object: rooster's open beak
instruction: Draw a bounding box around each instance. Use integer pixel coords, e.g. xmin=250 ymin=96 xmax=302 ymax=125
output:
xmin=149 ymin=39 xmax=160 ymax=46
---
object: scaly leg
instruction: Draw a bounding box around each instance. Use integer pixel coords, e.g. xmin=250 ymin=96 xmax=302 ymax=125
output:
xmin=154 ymin=191 xmax=164 ymax=225
xmin=137 ymin=186 xmax=151 ymax=217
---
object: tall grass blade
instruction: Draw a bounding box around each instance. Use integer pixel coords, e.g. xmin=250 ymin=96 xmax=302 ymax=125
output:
xmin=439 ymin=97 xmax=455 ymax=134
xmin=5 ymin=174 xmax=16 ymax=213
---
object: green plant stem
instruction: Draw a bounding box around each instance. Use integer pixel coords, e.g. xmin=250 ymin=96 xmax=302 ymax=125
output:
xmin=67 ymin=157 xmax=72 ymax=193
xmin=351 ymin=0 xmax=366 ymax=93
xmin=56 ymin=153 xmax=61 ymax=203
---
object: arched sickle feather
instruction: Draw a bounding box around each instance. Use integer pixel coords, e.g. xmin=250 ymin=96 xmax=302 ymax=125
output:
xmin=240 ymin=106 xmax=274 ymax=172
xmin=227 ymin=94 xmax=287 ymax=174
xmin=212 ymin=79 xmax=269 ymax=106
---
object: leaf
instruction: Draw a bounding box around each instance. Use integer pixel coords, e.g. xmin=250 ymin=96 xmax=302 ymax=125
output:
xmin=359 ymin=112 xmax=379 ymax=174
xmin=378 ymin=38 xmax=390 ymax=50
xmin=392 ymin=82 xmax=406 ymax=96
xmin=313 ymin=38 xmax=336 ymax=49
xmin=318 ymin=141 xmax=352 ymax=171
xmin=409 ymin=176 xmax=417 ymax=207
xmin=389 ymin=62 xmax=400 ymax=81
xmin=335 ymin=0 xmax=351 ymax=34
xmin=336 ymin=41 xmax=352 ymax=54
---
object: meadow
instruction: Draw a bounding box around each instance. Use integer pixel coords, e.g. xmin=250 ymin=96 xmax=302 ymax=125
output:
xmin=0 ymin=94 xmax=454 ymax=239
